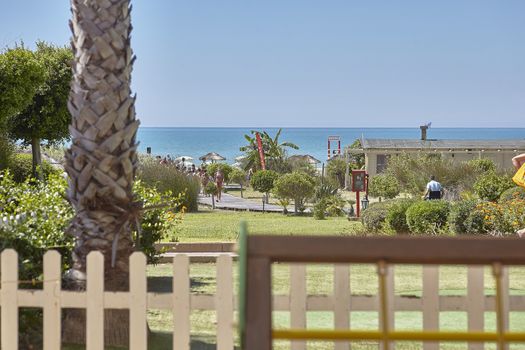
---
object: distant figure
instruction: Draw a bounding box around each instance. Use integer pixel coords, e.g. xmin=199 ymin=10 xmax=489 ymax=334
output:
xmin=215 ymin=169 xmax=224 ymax=202
xmin=247 ymin=168 xmax=253 ymax=184
xmin=200 ymin=170 xmax=209 ymax=195
xmin=423 ymin=175 xmax=443 ymax=200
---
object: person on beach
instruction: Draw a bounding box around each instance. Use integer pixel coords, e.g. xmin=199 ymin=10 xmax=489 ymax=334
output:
xmin=215 ymin=169 xmax=224 ymax=202
xmin=422 ymin=175 xmax=443 ymax=200
xmin=512 ymin=154 xmax=525 ymax=237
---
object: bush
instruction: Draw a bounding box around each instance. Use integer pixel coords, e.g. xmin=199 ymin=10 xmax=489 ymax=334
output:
xmin=325 ymin=195 xmax=346 ymax=217
xmin=386 ymin=199 xmax=416 ymax=234
xmin=473 ymin=171 xmax=514 ymax=202
xmin=468 ymin=158 xmax=496 ymax=172
xmin=473 ymin=199 xmax=525 ymax=235
xmin=499 ymin=187 xmax=525 ymax=203
xmin=133 ymin=180 xmax=183 ymax=259
xmin=9 ymin=153 xmax=58 ymax=182
xmin=385 ymin=153 xmax=477 ymax=199
xmin=204 ymin=181 xmax=218 ymax=196
xmin=137 ymin=156 xmax=200 ymax=212
xmin=326 ymin=158 xmax=347 ymax=188
xmin=250 ymin=170 xmax=279 ymax=196
xmin=448 ymin=200 xmax=478 ymax=234
xmin=361 ymin=201 xmax=392 ymax=232
xmin=405 ymin=200 xmax=450 ymax=234
xmin=206 ymin=163 xmax=233 ymax=182
xmin=368 ymin=174 xmax=400 ymax=200
xmin=314 ymin=182 xmax=338 ymax=202
xmin=273 ymin=171 xmax=316 ymax=214
xmin=313 ymin=200 xmax=327 ymax=220
xmin=0 ymin=132 xmax=13 ymax=170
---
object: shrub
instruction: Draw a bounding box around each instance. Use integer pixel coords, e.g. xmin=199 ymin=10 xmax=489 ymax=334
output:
xmin=250 ymin=170 xmax=279 ymax=198
xmin=405 ymin=200 xmax=450 ymax=234
xmin=474 ymin=199 xmax=525 ymax=235
xmin=9 ymin=153 xmax=58 ymax=182
xmin=385 ymin=153 xmax=477 ymax=199
xmin=448 ymin=200 xmax=478 ymax=234
xmin=368 ymin=174 xmax=400 ymax=200
xmin=137 ymin=156 xmax=200 ymax=212
xmin=386 ymin=199 xmax=416 ymax=234
xmin=313 ymin=199 xmax=327 ymax=220
xmin=468 ymin=158 xmax=496 ymax=172
xmin=273 ymin=171 xmax=316 ymax=214
xmin=314 ymin=182 xmax=338 ymax=202
xmin=499 ymin=187 xmax=525 ymax=203
xmin=204 ymin=181 xmax=218 ymax=196
xmin=206 ymin=163 xmax=233 ymax=182
xmin=361 ymin=201 xmax=392 ymax=232
xmin=133 ymin=180 xmax=184 ymax=259
xmin=0 ymin=132 xmax=13 ymax=170
xmin=473 ymin=171 xmax=514 ymax=202
xmin=326 ymin=158 xmax=347 ymax=188
xmin=229 ymin=168 xmax=247 ymax=197
xmin=325 ymin=195 xmax=346 ymax=217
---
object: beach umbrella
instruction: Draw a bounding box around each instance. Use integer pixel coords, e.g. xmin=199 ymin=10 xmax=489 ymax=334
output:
xmin=199 ymin=152 xmax=226 ymax=163
xmin=175 ymin=156 xmax=193 ymax=163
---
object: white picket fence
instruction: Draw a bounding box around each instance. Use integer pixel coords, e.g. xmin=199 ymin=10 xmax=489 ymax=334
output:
xmin=0 ymin=249 xmax=524 ymax=350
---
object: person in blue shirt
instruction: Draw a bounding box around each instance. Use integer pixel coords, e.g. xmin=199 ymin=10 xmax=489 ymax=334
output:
xmin=422 ymin=175 xmax=443 ymax=200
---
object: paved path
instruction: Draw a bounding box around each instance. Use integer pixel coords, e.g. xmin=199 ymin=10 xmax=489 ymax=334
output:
xmin=198 ymin=193 xmax=284 ymax=212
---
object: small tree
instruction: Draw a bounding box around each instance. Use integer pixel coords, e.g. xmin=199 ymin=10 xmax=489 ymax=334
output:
xmin=229 ymin=168 xmax=247 ymax=198
xmin=348 ymin=138 xmax=365 ymax=168
xmin=0 ymin=44 xmax=45 ymax=126
xmin=273 ymin=171 xmax=316 ymax=214
xmin=326 ymin=158 xmax=347 ymax=188
xmin=473 ymin=171 xmax=513 ymax=202
xmin=368 ymin=174 xmax=400 ymax=201
xmin=206 ymin=163 xmax=233 ymax=183
xmin=9 ymin=42 xmax=73 ymax=177
xmin=250 ymin=170 xmax=279 ymax=203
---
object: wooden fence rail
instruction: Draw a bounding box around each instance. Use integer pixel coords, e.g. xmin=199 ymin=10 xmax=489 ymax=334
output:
xmin=1 ymin=244 xmax=525 ymax=349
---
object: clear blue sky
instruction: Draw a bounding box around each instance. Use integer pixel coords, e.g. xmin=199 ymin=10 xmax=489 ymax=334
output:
xmin=1 ymin=0 xmax=524 ymax=128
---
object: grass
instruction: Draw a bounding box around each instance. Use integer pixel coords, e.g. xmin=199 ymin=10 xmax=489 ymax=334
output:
xmin=144 ymin=262 xmax=525 ymax=350
xmin=171 ymin=206 xmax=363 ymax=242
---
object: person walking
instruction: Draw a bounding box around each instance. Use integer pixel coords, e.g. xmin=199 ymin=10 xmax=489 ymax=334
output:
xmin=422 ymin=175 xmax=443 ymax=200
xmin=215 ymin=168 xmax=224 ymax=202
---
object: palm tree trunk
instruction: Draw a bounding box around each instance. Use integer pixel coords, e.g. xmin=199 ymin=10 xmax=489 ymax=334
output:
xmin=63 ymin=0 xmax=139 ymax=346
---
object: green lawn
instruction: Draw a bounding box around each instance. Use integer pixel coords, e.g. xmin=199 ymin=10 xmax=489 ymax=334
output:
xmin=171 ymin=207 xmax=363 ymax=242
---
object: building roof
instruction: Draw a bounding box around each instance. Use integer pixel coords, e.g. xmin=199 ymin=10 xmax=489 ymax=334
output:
xmin=361 ymin=139 xmax=525 ymax=151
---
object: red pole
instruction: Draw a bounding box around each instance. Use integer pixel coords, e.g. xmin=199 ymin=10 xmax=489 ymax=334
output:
xmin=327 ymin=139 xmax=330 ymax=160
xmin=338 ymin=140 xmax=341 ymax=155
xmin=356 ymin=191 xmax=360 ymax=218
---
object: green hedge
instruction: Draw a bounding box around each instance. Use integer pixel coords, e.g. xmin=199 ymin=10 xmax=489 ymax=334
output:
xmin=405 ymin=200 xmax=450 ymax=234
xmin=137 ymin=156 xmax=200 ymax=212
xmin=448 ymin=200 xmax=477 ymax=235
xmin=9 ymin=153 xmax=59 ymax=182
xmin=361 ymin=201 xmax=393 ymax=232
xmin=386 ymin=199 xmax=416 ymax=234
xmin=499 ymin=187 xmax=525 ymax=203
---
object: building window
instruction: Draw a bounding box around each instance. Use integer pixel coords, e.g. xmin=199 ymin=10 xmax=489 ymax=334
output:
xmin=377 ymin=154 xmax=389 ymax=173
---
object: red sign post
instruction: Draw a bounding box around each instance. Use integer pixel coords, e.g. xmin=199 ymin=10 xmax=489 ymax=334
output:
xmin=351 ymin=170 xmax=367 ymax=217
xmin=255 ymin=132 xmax=266 ymax=170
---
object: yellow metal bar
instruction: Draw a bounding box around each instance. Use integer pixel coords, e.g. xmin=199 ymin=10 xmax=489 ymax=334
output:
xmin=377 ymin=260 xmax=390 ymax=350
xmin=493 ymin=263 xmax=506 ymax=350
xmin=272 ymin=329 xmax=525 ymax=342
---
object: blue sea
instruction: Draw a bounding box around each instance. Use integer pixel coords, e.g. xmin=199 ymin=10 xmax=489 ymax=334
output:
xmin=137 ymin=128 xmax=525 ymax=165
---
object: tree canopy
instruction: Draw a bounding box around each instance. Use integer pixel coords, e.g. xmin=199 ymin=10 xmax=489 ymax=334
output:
xmin=0 ymin=44 xmax=46 ymax=125
xmin=8 ymin=42 xmax=73 ymax=174
xmin=239 ymin=129 xmax=299 ymax=171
